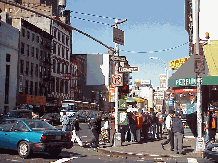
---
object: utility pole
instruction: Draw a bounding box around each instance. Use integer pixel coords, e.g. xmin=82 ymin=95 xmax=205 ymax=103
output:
xmin=111 ymin=18 xmax=127 ymax=146
xmin=194 ymin=0 xmax=204 ymax=152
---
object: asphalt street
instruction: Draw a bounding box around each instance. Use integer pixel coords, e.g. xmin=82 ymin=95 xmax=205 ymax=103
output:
xmin=0 ymin=122 xmax=214 ymax=163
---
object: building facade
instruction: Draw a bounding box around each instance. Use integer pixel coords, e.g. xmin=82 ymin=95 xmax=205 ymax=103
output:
xmin=0 ymin=19 xmax=19 ymax=113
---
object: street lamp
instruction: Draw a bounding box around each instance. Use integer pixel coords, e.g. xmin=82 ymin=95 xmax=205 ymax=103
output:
xmin=149 ymin=57 xmax=168 ymax=89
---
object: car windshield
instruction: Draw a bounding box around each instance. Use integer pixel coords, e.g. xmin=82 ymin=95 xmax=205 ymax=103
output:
xmin=23 ymin=119 xmax=57 ymax=131
xmin=89 ymin=114 xmax=97 ymax=118
xmin=41 ymin=114 xmax=52 ymax=119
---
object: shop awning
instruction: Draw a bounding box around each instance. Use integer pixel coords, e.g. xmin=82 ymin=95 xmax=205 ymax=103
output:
xmin=125 ymin=97 xmax=136 ymax=103
xmin=168 ymin=40 xmax=218 ymax=87
xmin=133 ymin=97 xmax=145 ymax=103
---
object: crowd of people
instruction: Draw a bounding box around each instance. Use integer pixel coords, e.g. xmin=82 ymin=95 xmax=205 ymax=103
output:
xmin=59 ymin=108 xmax=218 ymax=153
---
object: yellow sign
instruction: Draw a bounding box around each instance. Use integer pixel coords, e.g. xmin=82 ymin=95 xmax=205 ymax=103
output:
xmin=169 ymin=56 xmax=190 ymax=70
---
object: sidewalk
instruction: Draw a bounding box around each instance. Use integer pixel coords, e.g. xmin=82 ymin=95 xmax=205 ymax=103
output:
xmin=97 ymin=136 xmax=203 ymax=162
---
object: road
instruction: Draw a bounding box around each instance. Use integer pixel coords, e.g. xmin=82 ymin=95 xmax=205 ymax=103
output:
xmin=0 ymin=122 xmax=213 ymax=163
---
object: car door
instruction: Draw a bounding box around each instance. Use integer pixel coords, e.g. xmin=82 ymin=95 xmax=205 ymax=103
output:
xmin=0 ymin=120 xmax=17 ymax=149
xmin=7 ymin=121 xmax=30 ymax=150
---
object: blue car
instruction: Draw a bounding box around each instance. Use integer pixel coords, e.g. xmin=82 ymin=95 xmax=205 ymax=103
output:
xmin=0 ymin=118 xmax=73 ymax=158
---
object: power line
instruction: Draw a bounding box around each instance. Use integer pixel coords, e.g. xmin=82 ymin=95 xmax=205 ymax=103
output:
xmin=71 ymin=16 xmax=110 ymax=26
xmin=70 ymin=10 xmax=122 ymax=20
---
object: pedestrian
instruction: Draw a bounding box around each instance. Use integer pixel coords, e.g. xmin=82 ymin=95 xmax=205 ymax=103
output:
xmin=60 ymin=111 xmax=69 ymax=132
xmin=72 ymin=116 xmax=83 ymax=146
xmin=156 ymin=110 xmax=163 ymax=139
xmin=204 ymin=110 xmax=217 ymax=148
xmin=149 ymin=108 xmax=158 ymax=141
xmin=88 ymin=113 xmax=102 ymax=148
xmin=161 ymin=110 xmax=175 ymax=151
xmin=171 ymin=113 xmax=184 ymax=154
xmin=135 ymin=112 xmax=143 ymax=142
xmin=127 ymin=111 xmax=136 ymax=142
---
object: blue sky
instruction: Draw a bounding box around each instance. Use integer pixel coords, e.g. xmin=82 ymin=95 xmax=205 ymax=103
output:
xmin=66 ymin=0 xmax=189 ymax=88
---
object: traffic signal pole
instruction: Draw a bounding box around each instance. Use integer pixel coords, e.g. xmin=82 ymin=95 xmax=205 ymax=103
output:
xmin=111 ymin=18 xmax=127 ymax=146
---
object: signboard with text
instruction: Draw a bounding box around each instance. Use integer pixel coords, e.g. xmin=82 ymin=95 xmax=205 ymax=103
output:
xmin=113 ymin=28 xmax=124 ymax=45
xmin=119 ymin=67 xmax=138 ymax=72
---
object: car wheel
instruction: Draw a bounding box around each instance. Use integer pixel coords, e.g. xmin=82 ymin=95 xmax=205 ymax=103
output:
xmin=48 ymin=149 xmax=62 ymax=156
xmin=18 ymin=141 xmax=31 ymax=159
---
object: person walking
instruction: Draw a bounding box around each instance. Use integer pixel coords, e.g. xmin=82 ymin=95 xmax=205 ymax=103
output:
xmin=150 ymin=108 xmax=158 ymax=141
xmin=171 ymin=113 xmax=184 ymax=154
xmin=72 ymin=116 xmax=83 ymax=146
xmin=61 ymin=111 xmax=69 ymax=132
xmin=204 ymin=110 xmax=217 ymax=148
xmin=156 ymin=110 xmax=163 ymax=139
xmin=161 ymin=110 xmax=174 ymax=151
xmin=88 ymin=113 xmax=102 ymax=148
xmin=128 ymin=111 xmax=136 ymax=142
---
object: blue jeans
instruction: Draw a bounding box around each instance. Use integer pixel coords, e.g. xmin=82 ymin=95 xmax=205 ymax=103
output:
xmin=129 ymin=124 xmax=136 ymax=141
xmin=62 ymin=124 xmax=67 ymax=132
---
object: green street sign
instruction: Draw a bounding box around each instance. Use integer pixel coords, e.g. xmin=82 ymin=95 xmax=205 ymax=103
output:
xmin=119 ymin=111 xmax=127 ymax=125
xmin=119 ymin=99 xmax=127 ymax=109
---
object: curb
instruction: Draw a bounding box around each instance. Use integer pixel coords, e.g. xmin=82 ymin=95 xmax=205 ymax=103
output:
xmin=97 ymin=146 xmax=203 ymax=160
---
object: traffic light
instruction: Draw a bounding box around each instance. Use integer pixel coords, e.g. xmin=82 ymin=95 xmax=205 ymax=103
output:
xmin=119 ymin=85 xmax=129 ymax=94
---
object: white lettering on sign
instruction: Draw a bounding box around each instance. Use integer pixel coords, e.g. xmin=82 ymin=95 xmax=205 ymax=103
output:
xmin=119 ymin=67 xmax=138 ymax=72
xmin=175 ymin=77 xmax=202 ymax=86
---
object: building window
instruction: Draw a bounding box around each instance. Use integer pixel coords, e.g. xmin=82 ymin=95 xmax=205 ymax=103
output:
xmin=26 ymin=61 xmax=29 ymax=75
xmin=58 ymin=31 xmax=60 ymax=41
xmin=22 ymin=29 xmax=25 ymax=37
xmin=40 ymin=50 xmax=43 ymax=60
xmin=27 ymin=31 xmax=30 ymax=39
xmin=32 ymin=33 xmax=35 ymax=42
xmin=66 ymin=36 xmax=69 ymax=46
xmin=26 ymin=44 xmax=29 ymax=56
xmin=53 ymin=27 xmax=57 ymax=38
xmin=36 ymin=36 xmax=39 ymax=43
xmin=21 ymin=42 xmax=25 ymax=54
xmin=31 ymin=47 xmax=34 ymax=58
xmin=41 ymin=38 xmax=43 ymax=45
xmin=53 ymin=42 xmax=56 ymax=54
xmin=51 ymin=77 xmax=55 ymax=92
xmin=66 ymin=65 xmax=68 ymax=73
xmin=35 ymin=82 xmax=38 ymax=96
xmin=66 ymin=49 xmax=68 ymax=60
xmin=31 ymin=62 xmax=34 ymax=76
xmin=39 ymin=83 xmax=42 ymax=95
xmin=36 ymin=48 xmax=39 ymax=59
xmin=43 ymin=52 xmax=46 ymax=61
xmin=56 ymin=78 xmax=59 ymax=93
xmin=58 ymin=45 xmax=60 ymax=56
xmin=62 ymin=63 xmax=64 ymax=73
xmin=57 ymin=62 xmax=60 ymax=74
xmin=40 ymin=66 xmax=42 ymax=78
xmin=20 ymin=59 xmax=24 ymax=74
xmin=62 ymin=47 xmax=65 ymax=58
xmin=5 ymin=65 xmax=10 ymax=104
xmin=53 ymin=59 xmax=56 ymax=73
xmin=44 ymin=67 xmax=46 ymax=77
xmin=47 ymin=53 xmax=50 ymax=63
xmin=65 ymin=81 xmax=68 ymax=94
xmin=30 ymin=81 xmax=33 ymax=95
xmin=62 ymin=34 xmax=65 ymax=43
xmin=35 ymin=64 xmax=38 ymax=77
xmin=6 ymin=54 xmax=11 ymax=62
xmin=25 ymin=80 xmax=29 ymax=94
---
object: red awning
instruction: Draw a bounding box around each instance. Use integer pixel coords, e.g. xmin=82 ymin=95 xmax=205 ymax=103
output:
xmin=172 ymin=89 xmax=197 ymax=93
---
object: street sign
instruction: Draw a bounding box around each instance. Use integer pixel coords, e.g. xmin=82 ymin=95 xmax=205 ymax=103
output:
xmin=119 ymin=67 xmax=139 ymax=72
xmin=194 ymin=54 xmax=205 ymax=74
xmin=119 ymin=99 xmax=127 ymax=109
xmin=112 ymin=74 xmax=123 ymax=86
xmin=113 ymin=28 xmax=124 ymax=45
xmin=111 ymin=56 xmax=126 ymax=62
xmin=118 ymin=111 xmax=127 ymax=125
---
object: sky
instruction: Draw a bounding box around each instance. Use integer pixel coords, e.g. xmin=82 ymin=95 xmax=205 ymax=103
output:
xmin=66 ymin=0 xmax=189 ymax=88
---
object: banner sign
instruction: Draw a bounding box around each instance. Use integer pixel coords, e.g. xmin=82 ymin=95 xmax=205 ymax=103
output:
xmin=169 ymin=56 xmax=190 ymax=70
xmin=109 ymin=87 xmax=115 ymax=102
xmin=118 ymin=111 xmax=127 ymax=125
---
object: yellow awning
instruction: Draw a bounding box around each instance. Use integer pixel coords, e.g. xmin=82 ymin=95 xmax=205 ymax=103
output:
xmin=203 ymin=40 xmax=218 ymax=76
xmin=133 ymin=97 xmax=144 ymax=103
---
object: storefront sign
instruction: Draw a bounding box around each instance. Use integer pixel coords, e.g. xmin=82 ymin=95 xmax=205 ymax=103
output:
xmin=169 ymin=56 xmax=190 ymax=70
xmin=169 ymin=77 xmax=202 ymax=87
xmin=109 ymin=87 xmax=115 ymax=102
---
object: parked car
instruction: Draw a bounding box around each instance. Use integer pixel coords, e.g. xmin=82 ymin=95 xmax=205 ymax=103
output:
xmin=0 ymin=118 xmax=73 ymax=158
xmin=40 ymin=113 xmax=61 ymax=126
xmin=4 ymin=109 xmax=33 ymax=119
xmin=69 ymin=113 xmax=87 ymax=123
xmin=203 ymin=143 xmax=218 ymax=162
xmin=87 ymin=113 xmax=98 ymax=129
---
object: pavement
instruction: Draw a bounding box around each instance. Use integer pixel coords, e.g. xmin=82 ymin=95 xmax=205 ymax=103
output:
xmin=96 ymin=133 xmax=203 ymax=162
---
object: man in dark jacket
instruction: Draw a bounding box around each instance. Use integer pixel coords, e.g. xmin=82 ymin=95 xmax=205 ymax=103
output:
xmin=89 ymin=113 xmax=102 ymax=148
xmin=171 ymin=113 xmax=184 ymax=154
